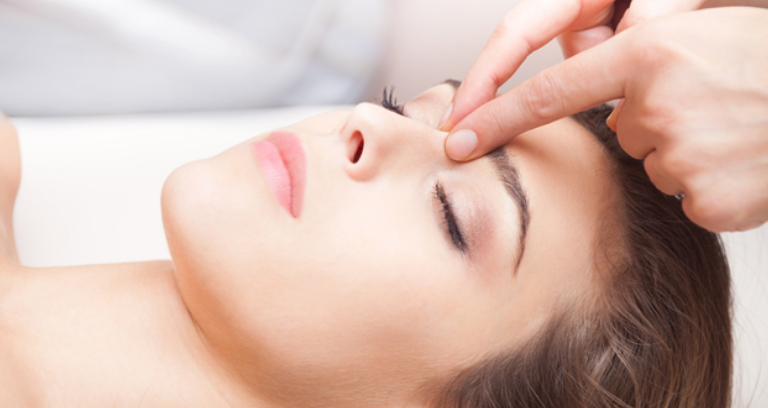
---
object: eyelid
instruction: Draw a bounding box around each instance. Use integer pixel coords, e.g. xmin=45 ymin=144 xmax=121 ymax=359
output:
xmin=435 ymin=182 xmax=468 ymax=253
xmin=379 ymin=86 xmax=405 ymax=116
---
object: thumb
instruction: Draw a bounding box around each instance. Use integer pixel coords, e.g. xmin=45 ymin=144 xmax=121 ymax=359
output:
xmin=616 ymin=0 xmax=706 ymax=32
xmin=558 ymin=25 xmax=615 ymax=58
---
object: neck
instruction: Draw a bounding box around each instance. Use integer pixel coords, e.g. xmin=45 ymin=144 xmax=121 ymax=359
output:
xmin=0 ymin=261 xmax=266 ymax=408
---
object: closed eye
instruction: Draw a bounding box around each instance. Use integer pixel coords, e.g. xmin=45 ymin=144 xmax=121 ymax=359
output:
xmin=379 ymin=86 xmax=404 ymax=116
xmin=435 ymin=182 xmax=468 ymax=253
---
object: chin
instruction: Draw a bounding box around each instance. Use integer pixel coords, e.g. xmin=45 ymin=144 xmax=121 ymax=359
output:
xmin=161 ymin=158 xmax=230 ymax=318
xmin=161 ymin=145 xmax=281 ymax=264
xmin=159 ymin=151 xmax=300 ymax=353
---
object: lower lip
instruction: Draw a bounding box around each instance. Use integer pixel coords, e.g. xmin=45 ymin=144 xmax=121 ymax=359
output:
xmin=251 ymin=132 xmax=306 ymax=218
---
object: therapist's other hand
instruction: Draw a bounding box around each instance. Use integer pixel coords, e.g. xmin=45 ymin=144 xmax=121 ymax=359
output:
xmin=439 ymin=0 xmax=706 ymax=133
xmin=446 ymin=8 xmax=768 ymax=232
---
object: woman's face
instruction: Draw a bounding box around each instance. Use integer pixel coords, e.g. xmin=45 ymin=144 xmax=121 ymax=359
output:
xmin=162 ymin=83 xmax=618 ymax=402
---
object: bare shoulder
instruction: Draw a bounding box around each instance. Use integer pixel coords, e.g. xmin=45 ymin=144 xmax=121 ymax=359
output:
xmin=0 ymin=264 xmax=28 ymax=406
xmin=0 ymin=114 xmax=21 ymax=263
xmin=0 ymin=114 xmax=21 ymax=201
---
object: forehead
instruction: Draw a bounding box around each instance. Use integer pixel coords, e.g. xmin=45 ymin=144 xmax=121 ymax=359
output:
xmin=508 ymin=116 xmax=619 ymax=313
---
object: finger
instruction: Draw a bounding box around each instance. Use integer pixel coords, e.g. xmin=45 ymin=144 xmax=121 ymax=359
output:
xmin=445 ymin=33 xmax=631 ymax=161
xmin=681 ymin=193 xmax=730 ymax=232
xmin=616 ymin=0 xmax=707 ymax=32
xmin=606 ymin=99 xmax=623 ymax=132
xmin=440 ymin=0 xmax=585 ymax=131
xmin=613 ymin=100 xmax=658 ymax=160
xmin=643 ymin=150 xmax=685 ymax=196
xmin=682 ymin=179 xmax=768 ymax=233
xmin=558 ymin=25 xmax=615 ymax=58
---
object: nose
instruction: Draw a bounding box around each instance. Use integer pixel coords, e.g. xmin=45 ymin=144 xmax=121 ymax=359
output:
xmin=340 ymin=103 xmax=445 ymax=181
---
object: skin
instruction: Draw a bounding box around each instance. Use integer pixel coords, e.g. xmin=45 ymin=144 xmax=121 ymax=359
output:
xmin=0 ymin=84 xmax=618 ymax=408
xmin=441 ymin=0 xmax=768 ymax=134
xmin=442 ymin=1 xmax=768 ymax=232
xmin=439 ymin=0 xmax=709 ymax=135
xmin=0 ymin=113 xmax=20 ymax=264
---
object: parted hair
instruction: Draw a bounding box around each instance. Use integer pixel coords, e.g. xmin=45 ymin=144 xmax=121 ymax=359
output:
xmin=435 ymin=105 xmax=732 ymax=408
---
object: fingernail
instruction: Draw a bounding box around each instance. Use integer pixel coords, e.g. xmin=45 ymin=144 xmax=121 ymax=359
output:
xmin=606 ymin=108 xmax=618 ymax=132
xmin=606 ymin=99 xmax=623 ymax=132
xmin=446 ymin=129 xmax=478 ymax=160
xmin=439 ymin=103 xmax=453 ymax=130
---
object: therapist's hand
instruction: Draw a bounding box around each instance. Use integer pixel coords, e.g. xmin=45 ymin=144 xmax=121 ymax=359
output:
xmin=439 ymin=0 xmax=706 ymax=133
xmin=445 ymin=8 xmax=768 ymax=232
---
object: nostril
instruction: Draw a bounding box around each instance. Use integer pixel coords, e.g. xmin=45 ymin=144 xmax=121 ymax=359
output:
xmin=353 ymin=139 xmax=364 ymax=163
xmin=349 ymin=131 xmax=364 ymax=164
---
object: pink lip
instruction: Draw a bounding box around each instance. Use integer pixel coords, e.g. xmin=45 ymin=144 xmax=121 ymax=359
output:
xmin=251 ymin=131 xmax=306 ymax=218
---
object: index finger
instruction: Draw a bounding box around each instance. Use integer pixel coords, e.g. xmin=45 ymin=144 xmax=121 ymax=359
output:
xmin=440 ymin=0 xmax=589 ymax=131
xmin=446 ymin=32 xmax=631 ymax=161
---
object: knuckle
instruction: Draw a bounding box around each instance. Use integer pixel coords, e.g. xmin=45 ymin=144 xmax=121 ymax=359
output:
xmin=658 ymin=149 xmax=693 ymax=179
xmin=683 ymin=187 xmax=735 ymax=232
xmin=482 ymin=101 xmax=513 ymax=142
xmin=491 ymin=14 xmax=516 ymax=44
xmin=522 ymin=72 xmax=563 ymax=121
xmin=643 ymin=154 xmax=677 ymax=195
xmin=643 ymin=162 xmax=667 ymax=192
xmin=641 ymin=152 xmax=658 ymax=175
xmin=637 ymin=94 xmax=677 ymax=135
xmin=483 ymin=71 xmax=505 ymax=93
xmin=632 ymin=25 xmax=682 ymax=70
xmin=735 ymin=205 xmax=768 ymax=231
xmin=616 ymin=138 xmax=643 ymax=161
xmin=614 ymin=123 xmax=645 ymax=160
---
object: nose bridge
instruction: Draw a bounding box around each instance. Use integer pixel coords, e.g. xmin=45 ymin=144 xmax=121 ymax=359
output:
xmin=341 ymin=103 xmax=443 ymax=180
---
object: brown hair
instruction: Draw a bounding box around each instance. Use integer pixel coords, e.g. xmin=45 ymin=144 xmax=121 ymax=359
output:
xmin=435 ymin=105 xmax=732 ymax=408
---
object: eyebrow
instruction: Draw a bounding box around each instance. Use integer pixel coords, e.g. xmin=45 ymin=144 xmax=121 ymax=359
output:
xmin=443 ymin=79 xmax=461 ymax=90
xmin=439 ymin=79 xmax=530 ymax=269
xmin=487 ymin=147 xmax=530 ymax=271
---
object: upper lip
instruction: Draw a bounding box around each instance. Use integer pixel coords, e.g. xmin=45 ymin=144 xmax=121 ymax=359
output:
xmin=266 ymin=131 xmax=307 ymax=218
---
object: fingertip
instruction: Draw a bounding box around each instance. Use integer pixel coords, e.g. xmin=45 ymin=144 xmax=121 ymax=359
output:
xmin=606 ymin=99 xmax=624 ymax=132
xmin=445 ymin=129 xmax=478 ymax=161
xmin=559 ymin=26 xmax=615 ymax=58
xmin=606 ymin=109 xmax=618 ymax=132
xmin=438 ymin=103 xmax=453 ymax=131
xmin=442 ymin=79 xmax=498 ymax=132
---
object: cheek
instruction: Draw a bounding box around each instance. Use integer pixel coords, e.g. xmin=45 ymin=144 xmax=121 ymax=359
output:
xmin=287 ymin=191 xmax=448 ymax=324
xmin=289 ymin=194 xmax=500 ymax=360
xmin=260 ymin=215 xmax=468 ymax=373
xmin=161 ymin=156 xmax=284 ymax=346
xmin=162 ymin=164 xmax=506 ymax=378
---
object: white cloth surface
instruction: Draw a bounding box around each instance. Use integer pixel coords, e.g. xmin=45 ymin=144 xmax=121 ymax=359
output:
xmin=11 ymin=109 xmax=768 ymax=407
xmin=0 ymin=0 xmax=387 ymax=115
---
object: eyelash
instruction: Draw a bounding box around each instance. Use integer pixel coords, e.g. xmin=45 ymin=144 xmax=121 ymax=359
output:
xmin=379 ymin=86 xmax=404 ymax=115
xmin=435 ymin=183 xmax=468 ymax=253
